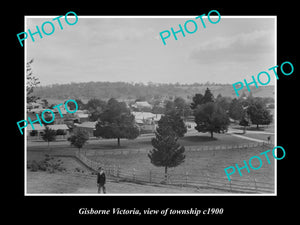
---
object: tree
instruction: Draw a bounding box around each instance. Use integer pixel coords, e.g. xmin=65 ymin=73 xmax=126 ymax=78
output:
xmin=156 ymin=110 xmax=187 ymax=140
xmin=67 ymin=128 xmax=89 ymax=152
xmin=173 ymin=97 xmax=193 ymax=118
xmin=190 ymin=88 xmax=214 ymax=110
xmin=216 ymin=95 xmax=232 ymax=112
xmin=202 ymin=88 xmax=215 ymax=104
xmin=191 ymin=93 xmax=204 ymax=110
xmin=148 ymin=126 xmax=185 ymax=182
xmin=42 ymin=127 xmax=56 ymax=148
xmin=85 ymin=98 xmax=107 ymax=121
xmin=164 ymin=100 xmax=175 ymax=114
xmin=65 ymin=98 xmax=85 ymax=110
xmin=239 ymin=116 xmax=249 ymax=134
xmin=194 ymin=102 xmax=230 ymax=138
xmin=247 ymin=99 xmax=272 ymax=129
xmin=94 ymin=98 xmax=139 ymax=147
xmin=26 ymin=59 xmax=40 ymax=104
xmin=229 ymin=98 xmax=244 ymax=121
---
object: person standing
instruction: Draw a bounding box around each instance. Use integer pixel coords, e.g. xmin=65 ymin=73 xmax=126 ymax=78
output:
xmin=97 ymin=167 xmax=106 ymax=194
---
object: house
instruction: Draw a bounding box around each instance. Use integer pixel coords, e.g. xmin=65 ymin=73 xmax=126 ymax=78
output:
xmin=26 ymin=124 xmax=70 ymax=140
xmin=27 ymin=102 xmax=44 ymax=114
xmin=131 ymin=101 xmax=152 ymax=111
xmin=74 ymin=121 xmax=97 ymax=137
xmin=132 ymin=112 xmax=162 ymax=133
xmin=74 ymin=110 xmax=89 ymax=123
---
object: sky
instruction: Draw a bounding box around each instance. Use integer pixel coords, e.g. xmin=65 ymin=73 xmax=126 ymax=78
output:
xmin=26 ymin=16 xmax=276 ymax=86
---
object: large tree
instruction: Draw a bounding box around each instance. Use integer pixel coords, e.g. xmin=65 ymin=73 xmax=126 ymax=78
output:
xmin=42 ymin=127 xmax=56 ymax=149
xmin=148 ymin=124 xmax=185 ymax=182
xmin=229 ymin=98 xmax=244 ymax=121
xmin=191 ymin=88 xmax=214 ymax=110
xmin=239 ymin=116 xmax=249 ymax=134
xmin=85 ymin=98 xmax=107 ymax=121
xmin=156 ymin=110 xmax=187 ymax=140
xmin=94 ymin=98 xmax=139 ymax=147
xmin=191 ymin=93 xmax=204 ymax=110
xmin=202 ymin=88 xmax=215 ymax=104
xmin=247 ymin=99 xmax=272 ymax=129
xmin=194 ymin=102 xmax=230 ymax=138
xmin=67 ymin=128 xmax=89 ymax=152
xmin=216 ymin=94 xmax=232 ymax=113
xmin=173 ymin=97 xmax=193 ymax=118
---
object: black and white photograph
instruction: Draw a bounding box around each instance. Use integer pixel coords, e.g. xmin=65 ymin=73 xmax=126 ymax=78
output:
xmin=23 ymin=15 xmax=278 ymax=196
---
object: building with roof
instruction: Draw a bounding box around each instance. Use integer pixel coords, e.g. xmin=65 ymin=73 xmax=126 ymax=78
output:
xmin=131 ymin=101 xmax=152 ymax=111
xmin=26 ymin=124 xmax=70 ymax=140
xmin=132 ymin=112 xmax=162 ymax=134
xmin=74 ymin=121 xmax=97 ymax=137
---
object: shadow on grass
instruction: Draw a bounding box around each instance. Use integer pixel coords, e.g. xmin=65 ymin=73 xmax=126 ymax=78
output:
xmin=181 ymin=136 xmax=217 ymax=142
xmin=87 ymin=145 xmax=130 ymax=150
xmin=233 ymin=132 xmax=245 ymax=135
xmin=232 ymin=126 xmax=269 ymax=132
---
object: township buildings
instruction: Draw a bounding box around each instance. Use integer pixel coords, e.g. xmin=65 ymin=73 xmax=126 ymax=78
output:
xmin=26 ymin=100 xmax=166 ymax=140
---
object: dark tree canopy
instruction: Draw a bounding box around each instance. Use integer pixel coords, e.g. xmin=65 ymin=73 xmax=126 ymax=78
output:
xmin=173 ymin=97 xmax=193 ymax=118
xmin=194 ymin=102 xmax=230 ymax=138
xmin=247 ymin=99 xmax=272 ymax=128
xmin=191 ymin=88 xmax=214 ymax=110
xmin=67 ymin=128 xmax=89 ymax=150
xmin=42 ymin=127 xmax=56 ymax=148
xmin=191 ymin=93 xmax=204 ymax=110
xmin=148 ymin=126 xmax=185 ymax=181
xmin=202 ymin=88 xmax=215 ymax=104
xmin=229 ymin=98 xmax=245 ymax=121
xmin=94 ymin=98 xmax=139 ymax=146
xmin=156 ymin=111 xmax=187 ymax=139
xmin=85 ymin=98 xmax=107 ymax=121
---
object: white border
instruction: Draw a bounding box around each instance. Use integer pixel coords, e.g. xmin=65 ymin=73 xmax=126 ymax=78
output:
xmin=24 ymin=15 xmax=277 ymax=196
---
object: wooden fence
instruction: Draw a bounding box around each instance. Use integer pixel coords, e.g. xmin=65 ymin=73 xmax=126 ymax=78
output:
xmin=82 ymin=142 xmax=271 ymax=157
xmin=75 ymin=150 xmax=274 ymax=194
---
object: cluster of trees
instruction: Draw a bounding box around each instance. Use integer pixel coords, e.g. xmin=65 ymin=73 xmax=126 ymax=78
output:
xmin=33 ymin=80 xmax=275 ymax=102
xmin=191 ymin=88 xmax=230 ymax=138
xmin=148 ymin=88 xmax=273 ymax=178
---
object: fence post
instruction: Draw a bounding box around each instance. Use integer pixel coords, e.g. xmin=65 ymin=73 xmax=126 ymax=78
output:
xmin=113 ymin=165 xmax=116 ymax=177
xmin=117 ymin=165 xmax=120 ymax=178
xmin=133 ymin=168 xmax=136 ymax=181
xmin=185 ymin=172 xmax=189 ymax=185
xmin=149 ymin=170 xmax=152 ymax=183
xmin=253 ymin=177 xmax=257 ymax=192
xmin=206 ymin=173 xmax=210 ymax=187
xmin=229 ymin=180 xmax=232 ymax=192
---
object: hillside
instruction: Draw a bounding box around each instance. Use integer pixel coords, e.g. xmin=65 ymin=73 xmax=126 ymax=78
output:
xmin=33 ymin=82 xmax=275 ymax=103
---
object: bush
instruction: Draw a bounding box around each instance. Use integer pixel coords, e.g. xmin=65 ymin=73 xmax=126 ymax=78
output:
xmin=27 ymin=155 xmax=66 ymax=173
xmin=74 ymin=167 xmax=86 ymax=173
xmin=28 ymin=160 xmax=39 ymax=172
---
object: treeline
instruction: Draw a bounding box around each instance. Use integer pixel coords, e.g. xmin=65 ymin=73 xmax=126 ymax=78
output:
xmin=33 ymin=81 xmax=274 ymax=101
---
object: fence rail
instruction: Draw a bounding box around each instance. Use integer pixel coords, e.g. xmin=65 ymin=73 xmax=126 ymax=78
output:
xmin=75 ymin=151 xmax=274 ymax=194
xmin=82 ymin=142 xmax=271 ymax=157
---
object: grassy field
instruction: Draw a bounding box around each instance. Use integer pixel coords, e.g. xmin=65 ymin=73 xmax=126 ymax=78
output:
xmin=27 ymin=157 xmax=210 ymax=194
xmin=28 ymin=131 xmax=258 ymax=150
xmin=27 ymin=130 xmax=275 ymax=194
xmin=86 ymin=145 xmax=274 ymax=183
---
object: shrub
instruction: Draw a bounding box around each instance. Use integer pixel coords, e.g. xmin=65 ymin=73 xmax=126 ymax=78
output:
xmin=27 ymin=155 xmax=66 ymax=173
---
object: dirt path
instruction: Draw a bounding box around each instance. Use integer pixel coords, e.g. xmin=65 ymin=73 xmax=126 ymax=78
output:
xmin=228 ymin=133 xmax=265 ymax=143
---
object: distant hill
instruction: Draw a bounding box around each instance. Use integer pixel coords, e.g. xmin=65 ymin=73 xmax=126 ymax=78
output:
xmin=33 ymin=82 xmax=275 ymax=103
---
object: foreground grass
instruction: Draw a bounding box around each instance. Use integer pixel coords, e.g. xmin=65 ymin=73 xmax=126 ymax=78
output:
xmin=27 ymin=132 xmax=275 ymax=194
xmin=26 ymin=157 xmax=220 ymax=194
